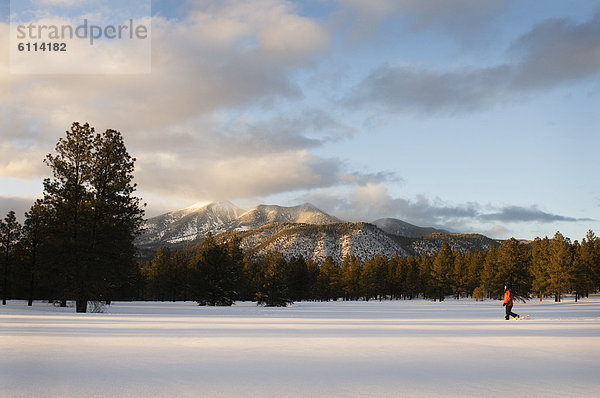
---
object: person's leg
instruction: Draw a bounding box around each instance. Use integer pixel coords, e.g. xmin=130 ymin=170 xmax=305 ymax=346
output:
xmin=505 ymin=305 xmax=510 ymax=320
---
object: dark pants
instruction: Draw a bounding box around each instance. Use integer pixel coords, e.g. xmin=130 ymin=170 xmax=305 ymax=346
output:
xmin=505 ymin=305 xmax=519 ymax=320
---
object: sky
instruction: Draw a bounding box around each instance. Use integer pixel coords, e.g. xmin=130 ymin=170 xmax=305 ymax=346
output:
xmin=0 ymin=0 xmax=599 ymax=240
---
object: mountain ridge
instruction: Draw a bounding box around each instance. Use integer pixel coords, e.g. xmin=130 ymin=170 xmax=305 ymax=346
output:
xmin=136 ymin=201 xmax=500 ymax=262
xmin=137 ymin=201 xmax=340 ymax=247
xmin=372 ymin=217 xmax=449 ymax=238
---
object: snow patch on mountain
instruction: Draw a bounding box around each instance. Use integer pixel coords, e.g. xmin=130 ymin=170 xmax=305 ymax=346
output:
xmin=138 ymin=201 xmax=340 ymax=247
xmin=137 ymin=201 xmax=246 ymax=246
xmin=235 ymin=203 xmax=340 ymax=230
xmin=229 ymin=223 xmax=410 ymax=264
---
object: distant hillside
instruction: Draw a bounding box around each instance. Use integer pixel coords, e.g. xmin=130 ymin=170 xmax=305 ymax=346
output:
xmin=217 ymin=222 xmax=410 ymax=264
xmin=410 ymin=233 xmax=500 ymax=256
xmin=372 ymin=218 xmax=449 ymax=238
xmin=216 ymin=223 xmax=499 ymax=264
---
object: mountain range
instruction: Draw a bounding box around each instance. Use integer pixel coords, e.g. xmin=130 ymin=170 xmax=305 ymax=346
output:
xmin=136 ymin=201 xmax=499 ymax=262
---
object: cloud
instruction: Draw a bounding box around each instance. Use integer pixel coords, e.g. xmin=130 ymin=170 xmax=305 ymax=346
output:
xmin=509 ymin=11 xmax=600 ymax=90
xmin=2 ymin=0 xmax=330 ymax=129
xmin=301 ymin=184 xmax=591 ymax=231
xmin=302 ymin=183 xmax=479 ymax=228
xmin=32 ymin=0 xmax=87 ymax=6
xmin=0 ymin=0 xmax=337 ymax=203
xmin=0 ymin=196 xmax=36 ymax=221
xmin=484 ymin=225 xmax=511 ymax=238
xmin=480 ymin=206 xmax=595 ymax=223
xmin=136 ymin=150 xmax=345 ymax=202
xmin=212 ymin=109 xmax=356 ymax=156
xmin=118 ymin=107 xmax=359 ymax=202
xmin=332 ymin=0 xmax=507 ymax=43
xmin=346 ymin=11 xmax=600 ymax=114
xmin=0 ymin=143 xmax=47 ymax=179
xmin=346 ymin=64 xmax=512 ymax=114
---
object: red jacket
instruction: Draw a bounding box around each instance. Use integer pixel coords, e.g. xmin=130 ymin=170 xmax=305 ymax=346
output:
xmin=504 ymin=289 xmax=513 ymax=306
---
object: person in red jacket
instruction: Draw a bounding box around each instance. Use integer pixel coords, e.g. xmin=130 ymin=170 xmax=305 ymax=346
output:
xmin=503 ymin=284 xmax=519 ymax=320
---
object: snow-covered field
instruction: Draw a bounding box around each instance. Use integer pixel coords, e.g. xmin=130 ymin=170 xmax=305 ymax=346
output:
xmin=2 ymin=297 xmax=599 ymax=397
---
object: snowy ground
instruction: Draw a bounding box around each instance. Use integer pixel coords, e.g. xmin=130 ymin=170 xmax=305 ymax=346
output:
xmin=1 ymin=297 xmax=599 ymax=397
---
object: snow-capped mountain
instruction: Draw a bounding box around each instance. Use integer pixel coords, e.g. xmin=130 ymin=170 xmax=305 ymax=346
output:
xmin=137 ymin=201 xmax=339 ymax=247
xmin=136 ymin=201 xmax=246 ymax=246
xmin=235 ymin=203 xmax=340 ymax=231
xmin=372 ymin=218 xmax=449 ymax=238
xmin=136 ymin=201 xmax=499 ymax=262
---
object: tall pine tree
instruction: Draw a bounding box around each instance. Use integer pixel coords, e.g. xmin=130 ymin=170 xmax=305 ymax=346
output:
xmin=496 ymin=238 xmax=531 ymax=301
xmin=548 ymin=232 xmax=573 ymax=302
xmin=1 ymin=211 xmax=22 ymax=305
xmin=43 ymin=122 xmax=144 ymax=312
xmin=431 ymin=243 xmax=453 ymax=301
xmin=190 ymin=234 xmax=240 ymax=306
xmin=22 ymin=201 xmax=48 ymax=306
xmin=256 ymin=252 xmax=292 ymax=307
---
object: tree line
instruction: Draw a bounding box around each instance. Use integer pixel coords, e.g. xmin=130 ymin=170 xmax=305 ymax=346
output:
xmin=3 ymin=205 xmax=599 ymax=308
xmin=136 ymin=230 xmax=600 ymax=306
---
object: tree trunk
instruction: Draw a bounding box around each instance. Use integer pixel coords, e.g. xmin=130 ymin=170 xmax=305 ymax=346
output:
xmin=28 ymin=269 xmax=35 ymax=306
xmin=2 ymin=249 xmax=8 ymax=305
xmin=76 ymin=299 xmax=87 ymax=313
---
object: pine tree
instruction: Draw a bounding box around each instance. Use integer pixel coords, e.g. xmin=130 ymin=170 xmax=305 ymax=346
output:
xmin=88 ymin=129 xmax=145 ymax=304
xmin=360 ymin=254 xmax=387 ymax=301
xmin=317 ymin=256 xmax=341 ymax=301
xmin=496 ymin=238 xmax=531 ymax=302
xmin=548 ymin=232 xmax=573 ymax=302
xmin=479 ymin=246 xmax=500 ymax=299
xmin=465 ymin=251 xmax=485 ymax=298
xmin=241 ymin=256 xmax=262 ymax=301
xmin=419 ymin=254 xmax=434 ymax=299
xmin=22 ymin=201 xmax=48 ymax=306
xmin=431 ymin=243 xmax=453 ymax=301
xmin=305 ymin=258 xmax=320 ymax=301
xmin=256 ymin=252 xmax=292 ymax=307
xmin=43 ymin=122 xmax=94 ymax=311
xmin=574 ymin=230 xmax=599 ymax=299
xmin=191 ymin=234 xmax=240 ymax=306
xmin=172 ymin=249 xmax=193 ymax=301
xmin=286 ymin=256 xmax=310 ymax=301
xmin=141 ymin=247 xmax=175 ymax=300
xmin=340 ymin=255 xmax=362 ymax=301
xmin=531 ymin=237 xmax=551 ymax=301
xmin=386 ymin=254 xmax=403 ymax=300
xmin=1 ymin=211 xmax=22 ymax=305
xmin=404 ymin=257 xmax=420 ymax=299
xmin=42 ymin=122 xmax=144 ymax=312
xmin=451 ymin=251 xmax=469 ymax=299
